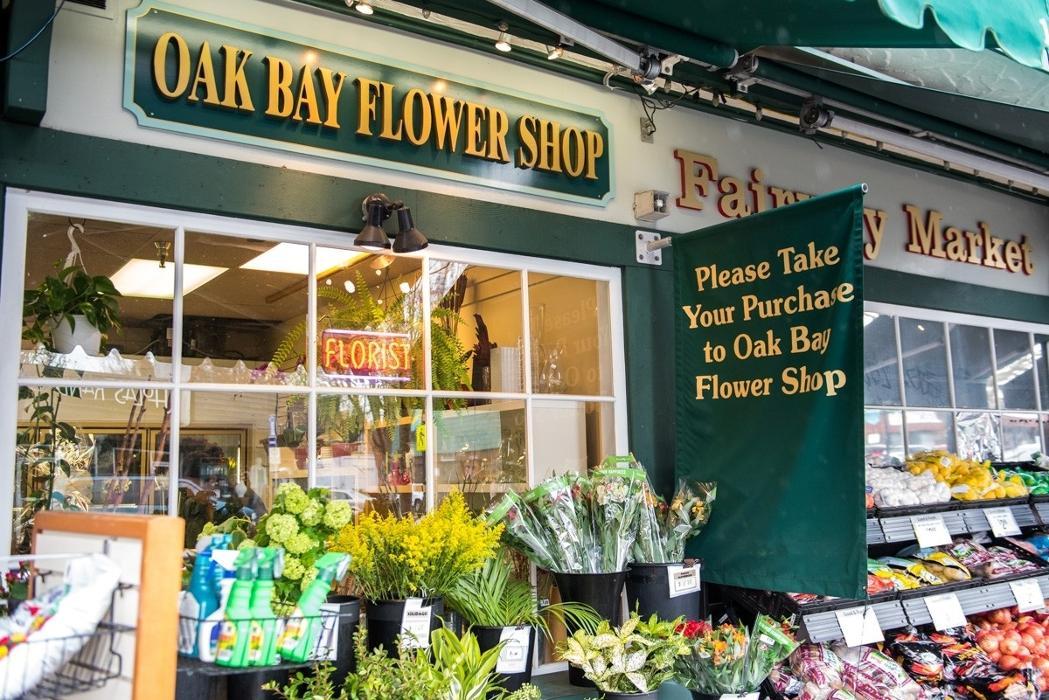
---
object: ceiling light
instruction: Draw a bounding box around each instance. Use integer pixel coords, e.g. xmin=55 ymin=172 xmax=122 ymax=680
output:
xmin=110 ymin=259 xmax=226 ymax=299
xmin=399 ymin=282 xmax=411 ymax=294
xmin=355 ymin=199 xmax=392 ymax=250
xmin=494 ymin=22 xmax=512 ymax=52
xmin=392 ymin=207 xmax=429 ymax=253
xmin=343 ymin=280 xmax=356 ymax=294
xmin=355 ymin=0 xmax=374 ymax=14
xmin=240 ymin=242 xmax=367 ymax=275
xmin=547 ymin=45 xmax=564 ymax=60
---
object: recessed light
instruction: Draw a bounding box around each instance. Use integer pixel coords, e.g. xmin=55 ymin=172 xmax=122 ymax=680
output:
xmin=399 ymin=282 xmax=411 ymax=293
xmin=240 ymin=243 xmax=366 ymax=275
xmin=109 ymin=259 xmax=227 ymax=299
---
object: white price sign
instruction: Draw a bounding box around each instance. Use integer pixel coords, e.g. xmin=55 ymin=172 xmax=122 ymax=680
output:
xmin=911 ymin=514 xmax=952 ymax=548
xmin=719 ymin=694 xmax=759 ymax=700
xmin=924 ymin=593 xmax=967 ymax=631
xmin=984 ymin=507 xmax=1021 ymax=537
xmin=496 ymin=626 xmax=531 ymax=674
xmin=400 ymin=598 xmax=433 ymax=649
xmin=1009 ymin=579 xmax=1046 ymax=613
xmin=667 ymin=563 xmax=702 ymax=598
xmin=834 ymin=607 xmax=883 ymax=647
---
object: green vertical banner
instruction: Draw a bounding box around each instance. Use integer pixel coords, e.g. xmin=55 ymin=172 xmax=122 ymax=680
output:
xmin=676 ymin=185 xmax=866 ymax=599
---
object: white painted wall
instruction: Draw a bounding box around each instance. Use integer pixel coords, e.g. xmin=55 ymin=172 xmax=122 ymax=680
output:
xmin=42 ymin=0 xmax=1049 ymax=296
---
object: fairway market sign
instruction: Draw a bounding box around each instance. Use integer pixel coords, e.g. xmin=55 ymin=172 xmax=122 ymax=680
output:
xmin=674 ymin=150 xmax=1036 ymax=276
xmin=124 ymin=2 xmax=611 ymax=204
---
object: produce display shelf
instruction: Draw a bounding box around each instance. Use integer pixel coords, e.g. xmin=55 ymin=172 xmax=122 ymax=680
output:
xmin=866 ymin=518 xmax=885 ymax=545
xmin=879 ymin=510 xmax=969 ymax=544
xmin=873 ymin=497 xmax=1029 ymax=519
xmin=1034 ymin=501 xmax=1049 ymax=524
xmin=874 ymin=502 xmax=1039 ymax=544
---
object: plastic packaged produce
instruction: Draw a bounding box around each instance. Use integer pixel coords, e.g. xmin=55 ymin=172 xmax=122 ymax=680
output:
xmin=879 ymin=556 xmax=947 ymax=587
xmin=832 ymin=643 xmax=925 ymax=700
xmin=945 ymin=540 xmax=1041 ymax=579
xmin=866 ymin=466 xmax=951 ymax=507
xmin=1000 ymin=469 xmax=1049 ymax=496
xmin=907 ymin=451 xmax=1027 ymax=501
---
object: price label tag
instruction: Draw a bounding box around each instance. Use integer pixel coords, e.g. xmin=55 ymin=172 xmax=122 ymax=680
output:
xmin=924 ymin=593 xmax=967 ymax=631
xmin=911 ymin=514 xmax=952 ymax=548
xmin=667 ymin=563 xmax=702 ymax=598
xmin=496 ymin=626 xmax=531 ymax=674
xmin=1010 ymin=579 xmax=1046 ymax=613
xmin=400 ymin=598 xmax=433 ymax=649
xmin=834 ymin=607 xmax=883 ymax=647
xmin=984 ymin=507 xmax=1021 ymax=537
xmin=267 ymin=447 xmax=282 ymax=465
xmin=718 ymin=693 xmax=759 ymax=700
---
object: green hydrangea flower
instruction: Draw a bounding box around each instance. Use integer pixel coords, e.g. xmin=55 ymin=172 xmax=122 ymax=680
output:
xmin=264 ymin=513 xmax=299 ymax=544
xmin=237 ymin=538 xmax=257 ymax=550
xmin=300 ymin=500 xmax=323 ymax=527
xmin=299 ymin=567 xmax=318 ymax=591
xmin=281 ymin=486 xmax=309 ymax=515
xmin=323 ymin=500 xmax=352 ymax=530
xmin=283 ymin=556 xmax=305 ymax=581
xmin=286 ymin=532 xmax=316 ymax=555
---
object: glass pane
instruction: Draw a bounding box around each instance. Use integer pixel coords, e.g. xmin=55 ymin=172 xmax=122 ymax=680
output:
xmin=529 ymin=274 xmax=613 ymax=396
xmin=898 ymin=318 xmax=950 ymax=408
xmin=532 ymin=399 xmax=615 ymax=483
xmin=316 ymin=394 xmax=424 ymax=519
xmin=175 ymin=391 xmax=299 ymax=547
xmin=956 ymin=412 xmax=1002 ymax=461
xmin=1043 ymin=415 xmax=1049 ymax=458
xmin=21 ymin=214 xmax=175 ymax=382
xmin=1036 ymin=335 xmax=1048 ymax=411
xmin=429 ymin=260 xmax=521 ymax=394
xmin=433 ymin=399 xmax=526 ymax=513
xmin=905 ymin=410 xmax=955 ymax=457
xmin=862 ymin=312 xmax=901 ymax=406
xmin=994 ymin=330 xmax=1038 ymax=410
xmin=864 ymin=409 xmax=904 ymax=465
xmin=13 ymin=384 xmax=171 ymax=552
xmin=948 ymin=324 xmax=994 ymax=409
xmin=182 ymin=233 xmax=308 ymax=385
xmin=1001 ymin=414 xmax=1042 ymax=462
xmin=318 ymin=253 xmax=424 ymax=390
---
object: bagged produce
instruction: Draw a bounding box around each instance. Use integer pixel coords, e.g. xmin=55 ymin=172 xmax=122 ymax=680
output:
xmin=866 ymin=466 xmax=951 ymax=508
xmin=907 ymin=451 xmax=1027 ymax=501
xmin=832 ymin=643 xmax=925 ymax=700
xmin=879 ymin=556 xmax=947 ymax=587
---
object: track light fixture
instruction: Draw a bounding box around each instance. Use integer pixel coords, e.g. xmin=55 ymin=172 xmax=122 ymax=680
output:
xmin=546 ymin=45 xmax=564 ymax=60
xmin=494 ymin=22 xmax=512 ymax=52
xmin=353 ymin=193 xmax=429 ymax=253
xmin=354 ymin=0 xmax=374 ymax=15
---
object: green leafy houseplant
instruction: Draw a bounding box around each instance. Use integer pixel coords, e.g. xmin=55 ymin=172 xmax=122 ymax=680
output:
xmin=447 ymin=556 xmax=601 ymax=640
xmin=23 ymin=262 xmax=122 ymax=351
xmin=556 ymin=613 xmax=690 ymax=695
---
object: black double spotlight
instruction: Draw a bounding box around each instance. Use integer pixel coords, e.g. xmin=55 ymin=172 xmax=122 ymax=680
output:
xmin=354 ymin=193 xmax=428 ymax=253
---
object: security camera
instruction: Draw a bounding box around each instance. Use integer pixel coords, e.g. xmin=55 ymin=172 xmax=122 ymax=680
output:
xmin=799 ymin=98 xmax=834 ymax=134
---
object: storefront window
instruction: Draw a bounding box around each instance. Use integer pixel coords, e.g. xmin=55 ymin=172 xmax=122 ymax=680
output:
xmin=862 ymin=313 xmax=901 ymax=406
xmin=5 ymin=193 xmax=627 ymax=551
xmin=949 ymin=324 xmax=994 ymax=409
xmin=993 ymin=329 xmax=1038 ymax=410
xmin=898 ymin=318 xmax=950 ymax=408
xmin=864 ymin=409 xmax=904 ymax=465
xmin=1036 ymin=334 xmax=1049 ymax=411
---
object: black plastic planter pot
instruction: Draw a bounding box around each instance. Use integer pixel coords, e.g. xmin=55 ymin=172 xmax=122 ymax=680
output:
xmin=552 ymin=571 xmax=627 ymax=688
xmin=324 ymin=595 xmax=360 ymax=687
xmin=227 ymin=668 xmax=289 ymax=700
xmin=473 ymin=625 xmax=534 ymax=696
xmin=602 ymin=692 xmax=659 ymax=700
xmin=626 ymin=562 xmax=703 ymax=621
xmin=365 ymin=597 xmax=444 ymax=657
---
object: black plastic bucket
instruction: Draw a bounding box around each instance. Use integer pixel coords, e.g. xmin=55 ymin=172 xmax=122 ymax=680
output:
xmin=473 ymin=625 xmax=534 ymax=696
xmin=324 ymin=595 xmax=360 ymax=687
xmin=553 ymin=571 xmax=627 ymax=688
xmin=603 ymin=691 xmax=659 ymax=700
xmin=626 ymin=562 xmax=703 ymax=621
xmin=365 ymin=597 xmax=444 ymax=657
xmin=226 ymin=668 xmax=289 ymax=700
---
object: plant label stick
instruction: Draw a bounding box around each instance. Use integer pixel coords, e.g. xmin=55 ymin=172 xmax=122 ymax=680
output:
xmin=910 ymin=514 xmax=951 ymax=548
xmin=667 ymin=564 xmax=702 ymax=598
xmin=496 ymin=625 xmax=530 ymax=674
xmin=400 ymin=598 xmax=433 ymax=649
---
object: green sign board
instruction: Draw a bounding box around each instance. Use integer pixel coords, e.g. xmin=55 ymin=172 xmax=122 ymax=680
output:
xmin=675 ymin=186 xmax=867 ymax=599
xmin=124 ymin=2 xmax=612 ymax=204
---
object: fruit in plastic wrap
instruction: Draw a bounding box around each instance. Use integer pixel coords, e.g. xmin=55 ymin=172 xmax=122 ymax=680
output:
xmin=906 ymin=451 xmax=1028 ymax=501
xmin=866 ymin=465 xmax=951 ymax=507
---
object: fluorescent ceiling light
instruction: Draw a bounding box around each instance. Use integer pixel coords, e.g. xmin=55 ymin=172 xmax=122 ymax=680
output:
xmin=239 ymin=243 xmax=367 ymax=275
xmin=110 ymin=259 xmax=227 ymax=299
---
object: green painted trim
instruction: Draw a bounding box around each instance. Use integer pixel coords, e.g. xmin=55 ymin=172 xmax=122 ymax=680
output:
xmin=1 ymin=0 xmax=54 ymax=125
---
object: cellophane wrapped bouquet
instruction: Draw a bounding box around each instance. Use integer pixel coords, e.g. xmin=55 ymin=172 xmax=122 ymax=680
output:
xmin=633 ymin=478 xmax=717 ymax=563
xmin=677 ymin=615 xmax=799 ymax=695
xmin=487 ymin=456 xmax=646 ymax=573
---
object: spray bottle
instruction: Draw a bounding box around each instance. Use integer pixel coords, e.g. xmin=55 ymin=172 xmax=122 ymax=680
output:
xmin=247 ymin=547 xmax=284 ymax=666
xmin=215 ymin=548 xmax=256 ymax=667
xmin=179 ymin=538 xmax=218 ymax=656
xmin=278 ymin=553 xmax=350 ymax=663
xmin=197 ymin=547 xmax=238 ymax=662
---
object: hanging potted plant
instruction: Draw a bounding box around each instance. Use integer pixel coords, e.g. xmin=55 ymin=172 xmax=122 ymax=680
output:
xmin=446 ymin=555 xmax=601 ymax=694
xmin=23 ymin=261 xmax=122 ymax=356
xmin=557 ymin=612 xmax=690 ymax=699
xmin=332 ymin=491 xmax=502 ymax=657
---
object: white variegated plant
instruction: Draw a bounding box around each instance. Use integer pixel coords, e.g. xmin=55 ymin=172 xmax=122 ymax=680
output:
xmin=557 ymin=613 xmax=690 ymax=694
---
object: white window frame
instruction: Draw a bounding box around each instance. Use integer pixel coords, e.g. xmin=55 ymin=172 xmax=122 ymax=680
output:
xmin=865 ymin=301 xmax=1049 ymax=459
xmin=0 ymin=189 xmax=630 ymax=575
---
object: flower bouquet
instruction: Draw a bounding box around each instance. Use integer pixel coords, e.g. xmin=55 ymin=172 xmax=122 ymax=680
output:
xmin=633 ymin=479 xmax=717 ymax=564
xmin=676 ymin=616 xmax=799 ymax=696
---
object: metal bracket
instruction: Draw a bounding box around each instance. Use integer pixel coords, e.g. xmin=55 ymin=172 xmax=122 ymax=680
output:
xmin=635 ymin=231 xmax=664 ymax=266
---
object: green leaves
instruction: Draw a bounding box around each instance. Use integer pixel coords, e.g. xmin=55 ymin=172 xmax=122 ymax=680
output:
xmin=23 ymin=261 xmax=123 ymax=349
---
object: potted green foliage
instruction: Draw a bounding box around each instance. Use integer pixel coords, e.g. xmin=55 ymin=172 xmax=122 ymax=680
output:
xmin=447 ymin=556 xmax=601 ymax=693
xmin=556 ymin=613 xmax=690 ymax=699
xmin=23 ymin=262 xmax=122 ymax=356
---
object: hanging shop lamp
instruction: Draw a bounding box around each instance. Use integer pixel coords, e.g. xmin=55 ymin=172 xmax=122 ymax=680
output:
xmin=355 ymin=197 xmax=393 ymax=250
xmin=392 ymin=207 xmax=429 ymax=253
xmin=494 ymin=22 xmax=512 ymax=52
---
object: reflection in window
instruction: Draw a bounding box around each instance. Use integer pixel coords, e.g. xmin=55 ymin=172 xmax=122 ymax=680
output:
xmin=862 ymin=313 xmax=901 ymax=406
xmin=864 ymin=409 xmax=904 ymax=465
xmin=949 ymin=325 xmax=994 ymax=409
xmin=956 ymin=412 xmax=1001 ymax=462
xmin=1036 ymin=335 xmax=1048 ymax=411
xmin=532 ymin=400 xmax=616 ymax=483
xmin=905 ymin=410 xmax=955 ymax=457
xmin=994 ymin=330 xmax=1038 ymax=410
xmin=899 ymin=318 xmax=950 ymax=408
xmin=1002 ymin=414 xmax=1043 ymax=462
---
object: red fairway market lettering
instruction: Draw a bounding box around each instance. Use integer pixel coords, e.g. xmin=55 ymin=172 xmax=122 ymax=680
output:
xmin=321 ymin=330 xmax=411 ymax=381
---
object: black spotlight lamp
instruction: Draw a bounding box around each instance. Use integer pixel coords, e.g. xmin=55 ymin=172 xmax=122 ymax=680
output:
xmin=392 ymin=206 xmax=428 ymax=253
xmin=354 ymin=197 xmax=392 ymax=249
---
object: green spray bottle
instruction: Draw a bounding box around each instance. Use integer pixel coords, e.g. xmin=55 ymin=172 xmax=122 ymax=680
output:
xmin=215 ymin=548 xmax=256 ymax=667
xmin=278 ymin=553 xmax=350 ymax=663
xmin=247 ymin=547 xmax=283 ymax=667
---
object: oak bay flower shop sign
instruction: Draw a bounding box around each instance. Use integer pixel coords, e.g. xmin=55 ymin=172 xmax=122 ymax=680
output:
xmin=124 ymin=2 xmax=612 ymax=204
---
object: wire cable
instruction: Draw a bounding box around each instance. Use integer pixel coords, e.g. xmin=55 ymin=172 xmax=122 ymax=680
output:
xmin=0 ymin=0 xmax=67 ymax=64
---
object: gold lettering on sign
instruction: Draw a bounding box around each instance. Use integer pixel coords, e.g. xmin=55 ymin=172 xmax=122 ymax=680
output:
xmin=187 ymin=41 xmax=221 ymax=105
xmin=264 ymin=56 xmax=294 ymax=118
xmin=152 ymin=32 xmax=191 ymax=99
xmin=674 ymin=149 xmax=718 ymax=211
xmin=219 ymin=45 xmax=254 ymax=112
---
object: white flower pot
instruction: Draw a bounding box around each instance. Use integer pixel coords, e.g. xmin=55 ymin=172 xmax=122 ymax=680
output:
xmin=52 ymin=315 xmax=102 ymax=355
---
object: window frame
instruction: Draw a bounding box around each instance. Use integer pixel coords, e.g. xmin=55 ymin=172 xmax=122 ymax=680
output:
xmin=1 ymin=189 xmax=630 ymax=557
